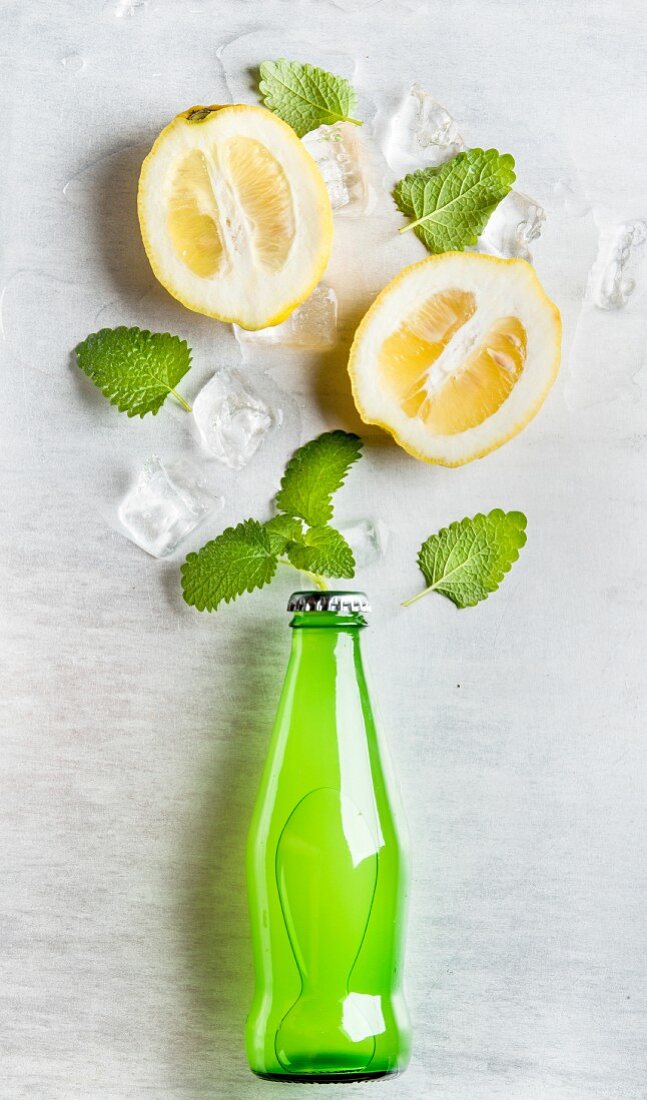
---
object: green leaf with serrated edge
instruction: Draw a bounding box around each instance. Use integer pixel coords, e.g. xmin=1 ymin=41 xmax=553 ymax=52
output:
xmin=404 ymin=510 xmax=527 ymax=609
xmin=75 ymin=327 xmax=192 ymax=418
xmin=393 ymin=149 xmax=516 ymax=253
xmin=276 ymin=430 xmax=363 ymax=527
xmin=287 ymin=525 xmax=355 ymax=579
xmin=258 ymin=59 xmax=361 ymax=138
xmin=264 ymin=514 xmax=304 ymax=555
xmin=181 ymin=519 xmax=277 ymax=612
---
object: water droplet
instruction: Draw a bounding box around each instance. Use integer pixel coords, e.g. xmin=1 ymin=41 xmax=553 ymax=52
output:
xmin=103 ymin=0 xmax=148 ymax=17
xmin=218 ymin=28 xmax=358 ymax=107
xmin=60 ymin=54 xmax=85 ymax=72
xmin=62 ymin=143 xmax=148 ymax=207
xmin=552 ymin=178 xmax=591 ymax=219
xmin=328 ymin=0 xmax=383 ymax=9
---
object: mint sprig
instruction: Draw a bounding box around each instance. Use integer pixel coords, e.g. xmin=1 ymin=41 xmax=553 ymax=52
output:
xmin=181 ymin=431 xmax=362 ymax=612
xmin=403 ymin=509 xmax=527 ymax=609
xmin=394 ymin=148 xmax=516 ymax=253
xmin=259 ymin=59 xmax=361 ymax=137
xmin=75 ymin=326 xmax=193 ymax=417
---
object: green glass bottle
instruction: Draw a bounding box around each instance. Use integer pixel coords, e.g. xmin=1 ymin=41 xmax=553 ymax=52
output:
xmin=246 ymin=591 xmax=411 ymax=1083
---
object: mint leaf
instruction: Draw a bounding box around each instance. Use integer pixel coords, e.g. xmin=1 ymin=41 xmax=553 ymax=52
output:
xmin=182 ymin=431 xmax=365 ymax=612
xmin=75 ymin=327 xmax=192 ymax=417
xmin=264 ymin=514 xmax=304 ymax=555
xmin=394 ymin=149 xmax=516 ymax=253
xmin=276 ymin=430 xmax=362 ymax=526
xmin=287 ymin=525 xmax=355 ymax=579
xmin=181 ymin=519 xmax=276 ymax=611
xmin=404 ymin=509 xmax=527 ymax=609
xmin=259 ymin=59 xmax=361 ymax=137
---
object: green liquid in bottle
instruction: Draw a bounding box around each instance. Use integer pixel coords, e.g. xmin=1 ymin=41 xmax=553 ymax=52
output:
xmin=246 ymin=593 xmax=411 ymax=1083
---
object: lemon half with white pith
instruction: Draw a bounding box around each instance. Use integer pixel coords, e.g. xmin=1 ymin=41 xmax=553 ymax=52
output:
xmin=138 ymin=104 xmax=333 ymax=329
xmin=348 ymin=253 xmax=561 ymax=466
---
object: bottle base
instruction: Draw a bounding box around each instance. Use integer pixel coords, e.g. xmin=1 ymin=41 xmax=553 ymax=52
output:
xmin=252 ymin=1069 xmax=401 ymax=1084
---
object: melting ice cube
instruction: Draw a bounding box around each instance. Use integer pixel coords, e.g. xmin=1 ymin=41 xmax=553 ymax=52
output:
xmin=565 ymin=219 xmax=647 ymax=409
xmin=339 ymin=519 xmax=387 ymax=569
xmin=234 ymin=285 xmax=338 ymax=351
xmin=479 ymin=190 xmax=546 ymax=261
xmin=383 ymin=83 xmax=465 ymax=176
xmin=552 ymin=178 xmax=591 ymax=219
xmin=302 ymin=123 xmax=370 ymax=216
xmin=118 ymin=455 xmax=223 ymax=558
xmin=192 ymin=368 xmax=278 ymax=469
xmin=587 ymin=220 xmax=647 ymax=310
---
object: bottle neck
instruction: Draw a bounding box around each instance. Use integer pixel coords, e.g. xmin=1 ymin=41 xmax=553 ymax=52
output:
xmin=280 ymin=610 xmax=383 ymax=853
xmin=290 ymin=611 xmax=367 ymax=632
xmin=284 ymin=613 xmax=369 ymax=734
xmin=289 ymin=613 xmax=367 ymax=671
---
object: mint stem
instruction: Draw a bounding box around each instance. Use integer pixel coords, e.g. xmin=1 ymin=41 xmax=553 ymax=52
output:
xmin=278 ymin=558 xmax=329 ymax=591
xmin=170 ymin=388 xmax=192 ymax=413
xmin=401 ymin=585 xmax=435 ymax=608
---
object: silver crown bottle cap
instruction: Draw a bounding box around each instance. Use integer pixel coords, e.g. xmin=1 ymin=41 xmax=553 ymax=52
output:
xmin=287 ymin=591 xmax=370 ymax=614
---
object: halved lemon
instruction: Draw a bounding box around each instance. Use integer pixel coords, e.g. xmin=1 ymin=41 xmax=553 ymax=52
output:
xmin=348 ymin=253 xmax=561 ymax=466
xmin=138 ymin=105 xmax=333 ymax=329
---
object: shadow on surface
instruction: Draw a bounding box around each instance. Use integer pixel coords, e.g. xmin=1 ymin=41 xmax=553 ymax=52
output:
xmin=176 ymin=617 xmax=286 ymax=1095
xmin=310 ymin=301 xmax=400 ymax=451
xmin=90 ymin=141 xmax=153 ymax=299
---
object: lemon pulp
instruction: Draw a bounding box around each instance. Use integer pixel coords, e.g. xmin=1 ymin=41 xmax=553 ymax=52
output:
xmin=379 ymin=289 xmax=527 ymax=435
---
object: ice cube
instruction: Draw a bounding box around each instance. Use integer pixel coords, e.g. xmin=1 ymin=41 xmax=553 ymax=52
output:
xmin=383 ymin=83 xmax=465 ymax=176
xmin=587 ymin=220 xmax=647 ymax=310
xmin=192 ymin=368 xmax=278 ymax=469
xmin=233 ymin=285 xmax=338 ymax=351
xmin=302 ymin=123 xmax=369 ymax=216
xmin=339 ymin=519 xmax=387 ymax=569
xmin=118 ymin=455 xmax=223 ymax=558
xmin=479 ymin=190 xmax=546 ymax=261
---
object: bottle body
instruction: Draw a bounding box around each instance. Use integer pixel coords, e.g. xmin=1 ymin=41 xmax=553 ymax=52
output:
xmin=246 ymin=606 xmax=410 ymax=1082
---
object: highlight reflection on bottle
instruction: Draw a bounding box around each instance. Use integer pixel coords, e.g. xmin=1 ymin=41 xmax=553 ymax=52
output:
xmin=246 ymin=591 xmax=411 ymax=1083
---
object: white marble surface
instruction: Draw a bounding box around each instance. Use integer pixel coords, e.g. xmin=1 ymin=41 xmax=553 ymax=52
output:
xmin=2 ymin=1 xmax=647 ymax=1097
